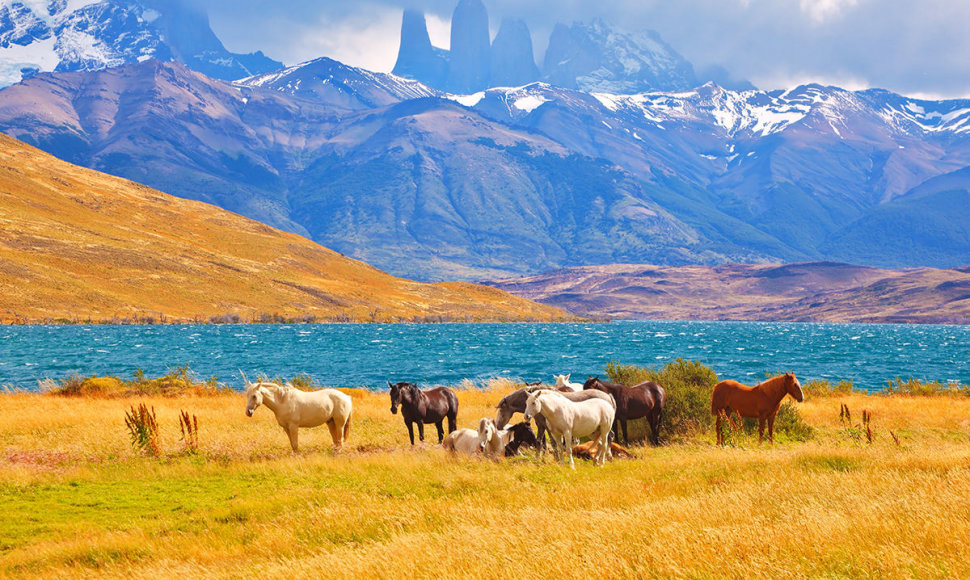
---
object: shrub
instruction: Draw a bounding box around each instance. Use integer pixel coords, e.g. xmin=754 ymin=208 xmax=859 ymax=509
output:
xmin=125 ymin=404 xmax=160 ymax=456
xmin=883 ymin=378 xmax=970 ymax=397
xmin=44 ymin=366 xmax=230 ymax=398
xmin=605 ymin=358 xmax=719 ymax=440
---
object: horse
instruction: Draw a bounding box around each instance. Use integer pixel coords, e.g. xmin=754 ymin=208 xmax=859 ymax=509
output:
xmin=504 ymin=421 xmax=539 ymax=457
xmin=242 ymin=372 xmax=352 ymax=453
xmin=711 ymin=372 xmax=804 ymax=445
xmin=583 ymin=377 xmax=666 ymax=445
xmin=477 ymin=417 xmax=513 ymax=458
xmin=388 ymin=381 xmax=459 ymax=445
xmin=442 ymin=428 xmax=480 ymax=456
xmin=494 ymin=386 xmax=614 ymax=454
xmin=523 ymin=390 xmax=615 ymax=468
xmin=573 ymin=439 xmax=636 ymax=461
xmin=553 ymin=373 xmax=583 ymax=392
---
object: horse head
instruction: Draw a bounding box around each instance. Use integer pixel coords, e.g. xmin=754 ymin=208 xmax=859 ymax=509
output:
xmin=523 ymin=390 xmax=543 ymax=421
xmin=582 ymin=376 xmax=601 ymax=390
xmin=553 ymin=374 xmax=569 ymax=387
xmin=478 ymin=417 xmax=496 ymax=452
xmin=388 ymin=381 xmax=417 ymax=414
xmin=786 ymin=372 xmax=804 ymax=402
xmin=494 ymin=399 xmax=514 ymax=430
xmin=244 ymin=381 xmax=263 ymax=417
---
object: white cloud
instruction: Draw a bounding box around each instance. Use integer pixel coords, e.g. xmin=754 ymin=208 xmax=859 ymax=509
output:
xmin=799 ymin=0 xmax=859 ymax=23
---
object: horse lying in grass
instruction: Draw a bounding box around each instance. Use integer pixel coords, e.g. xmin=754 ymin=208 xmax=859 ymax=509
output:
xmin=711 ymin=372 xmax=804 ymax=445
xmin=388 ymin=381 xmax=459 ymax=445
xmin=477 ymin=417 xmax=512 ymax=458
xmin=442 ymin=428 xmax=480 ymax=455
xmin=243 ymin=372 xmax=352 ymax=453
xmin=572 ymin=439 xmax=636 ymax=461
xmin=524 ymin=389 xmax=615 ymax=468
xmin=503 ymin=421 xmax=539 ymax=457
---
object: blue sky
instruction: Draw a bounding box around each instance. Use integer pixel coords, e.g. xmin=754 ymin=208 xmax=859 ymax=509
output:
xmin=201 ymin=0 xmax=970 ymax=98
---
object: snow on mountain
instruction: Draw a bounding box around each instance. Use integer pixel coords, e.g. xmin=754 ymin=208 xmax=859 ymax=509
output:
xmin=236 ymin=57 xmax=439 ymax=110
xmin=0 ymin=0 xmax=281 ymax=87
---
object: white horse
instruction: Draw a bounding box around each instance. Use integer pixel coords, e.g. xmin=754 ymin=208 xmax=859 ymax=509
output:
xmin=243 ymin=373 xmax=352 ymax=453
xmin=477 ymin=417 xmax=513 ymax=458
xmin=442 ymin=428 xmax=481 ymax=456
xmin=553 ymin=373 xmax=583 ymax=392
xmin=524 ymin=389 xmax=615 ymax=468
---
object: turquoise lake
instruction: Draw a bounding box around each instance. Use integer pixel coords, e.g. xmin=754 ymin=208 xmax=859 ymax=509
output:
xmin=1 ymin=321 xmax=968 ymax=391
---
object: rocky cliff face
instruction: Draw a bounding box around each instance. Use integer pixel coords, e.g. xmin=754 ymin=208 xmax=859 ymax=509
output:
xmin=0 ymin=0 xmax=281 ymax=86
xmin=391 ymin=9 xmax=448 ymax=90
xmin=445 ymin=0 xmax=491 ymax=93
xmin=542 ymin=19 xmax=697 ymax=93
xmin=489 ymin=18 xmax=538 ymax=88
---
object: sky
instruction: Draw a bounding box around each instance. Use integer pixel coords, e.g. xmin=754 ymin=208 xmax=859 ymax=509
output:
xmin=200 ymin=0 xmax=970 ymax=99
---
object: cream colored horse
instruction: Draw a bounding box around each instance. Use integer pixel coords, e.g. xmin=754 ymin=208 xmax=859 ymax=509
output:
xmin=553 ymin=373 xmax=583 ymax=392
xmin=243 ymin=373 xmax=352 ymax=453
xmin=524 ymin=389 xmax=614 ymax=468
xmin=477 ymin=417 xmax=512 ymax=458
xmin=442 ymin=428 xmax=481 ymax=456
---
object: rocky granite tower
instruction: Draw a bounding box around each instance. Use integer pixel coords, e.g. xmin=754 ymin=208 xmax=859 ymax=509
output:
xmin=489 ymin=18 xmax=539 ymax=88
xmin=446 ymin=0 xmax=491 ymax=93
xmin=391 ymin=9 xmax=449 ymax=90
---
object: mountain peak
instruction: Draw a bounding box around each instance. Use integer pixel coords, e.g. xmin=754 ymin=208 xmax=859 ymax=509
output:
xmin=490 ymin=18 xmax=539 ymax=88
xmin=446 ymin=0 xmax=491 ymax=93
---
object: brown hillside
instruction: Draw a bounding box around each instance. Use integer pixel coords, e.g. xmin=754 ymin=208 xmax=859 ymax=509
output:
xmin=0 ymin=134 xmax=573 ymax=323
xmin=490 ymin=262 xmax=970 ymax=324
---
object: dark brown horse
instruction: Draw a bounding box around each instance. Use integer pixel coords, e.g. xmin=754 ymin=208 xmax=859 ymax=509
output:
xmin=711 ymin=372 xmax=804 ymax=445
xmin=504 ymin=421 xmax=540 ymax=457
xmin=583 ymin=377 xmax=666 ymax=445
xmin=388 ymin=381 xmax=459 ymax=445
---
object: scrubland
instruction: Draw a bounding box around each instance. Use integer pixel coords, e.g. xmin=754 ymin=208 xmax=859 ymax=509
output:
xmin=2 ymin=366 xmax=969 ymax=579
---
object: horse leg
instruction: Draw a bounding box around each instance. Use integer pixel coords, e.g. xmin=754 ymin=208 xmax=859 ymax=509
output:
xmin=435 ymin=421 xmax=444 ymax=444
xmin=768 ymin=414 xmax=775 ymax=444
xmin=620 ymin=418 xmax=629 ymax=446
xmin=715 ymin=412 xmax=723 ymax=446
xmin=565 ymin=429 xmax=575 ymax=469
xmin=286 ymin=424 xmax=299 ymax=452
xmin=406 ymin=421 xmax=415 ymax=445
xmin=326 ymin=419 xmax=342 ymax=453
xmin=417 ymin=421 xmax=426 ymax=443
xmin=447 ymin=412 xmax=457 ymax=434
xmin=758 ymin=417 xmax=766 ymax=444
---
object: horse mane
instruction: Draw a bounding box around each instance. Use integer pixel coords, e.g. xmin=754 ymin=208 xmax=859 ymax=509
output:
xmin=247 ymin=380 xmax=290 ymax=402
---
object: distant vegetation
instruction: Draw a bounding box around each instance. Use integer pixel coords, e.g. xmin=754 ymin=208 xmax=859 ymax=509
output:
xmin=41 ymin=366 xmax=230 ymax=398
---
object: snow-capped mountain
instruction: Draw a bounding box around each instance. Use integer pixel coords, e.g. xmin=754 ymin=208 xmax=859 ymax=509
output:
xmin=0 ymin=0 xmax=280 ymax=87
xmin=237 ymin=57 xmax=440 ymax=111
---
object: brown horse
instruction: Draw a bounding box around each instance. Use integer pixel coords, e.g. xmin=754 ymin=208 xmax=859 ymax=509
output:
xmin=583 ymin=377 xmax=666 ymax=445
xmin=388 ymin=381 xmax=459 ymax=445
xmin=711 ymin=372 xmax=804 ymax=445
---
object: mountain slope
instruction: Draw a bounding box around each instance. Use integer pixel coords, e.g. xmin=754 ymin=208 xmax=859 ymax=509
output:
xmin=2 ymin=60 xmax=970 ymax=280
xmin=0 ymin=133 xmax=573 ymax=323
xmin=489 ymin=262 xmax=970 ymax=324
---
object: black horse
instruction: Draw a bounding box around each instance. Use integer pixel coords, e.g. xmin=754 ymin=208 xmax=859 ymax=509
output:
xmin=583 ymin=377 xmax=665 ymax=445
xmin=388 ymin=381 xmax=459 ymax=445
xmin=503 ymin=421 xmax=540 ymax=457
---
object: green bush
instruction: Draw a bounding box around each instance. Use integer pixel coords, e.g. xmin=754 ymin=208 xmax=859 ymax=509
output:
xmin=605 ymin=358 xmax=719 ymax=440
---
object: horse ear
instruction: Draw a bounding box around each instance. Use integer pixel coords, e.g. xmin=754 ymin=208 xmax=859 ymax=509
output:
xmin=565 ymin=373 xmax=570 ymax=381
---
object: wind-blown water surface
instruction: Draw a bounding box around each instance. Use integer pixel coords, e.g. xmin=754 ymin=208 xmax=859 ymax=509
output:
xmin=1 ymin=321 xmax=967 ymax=391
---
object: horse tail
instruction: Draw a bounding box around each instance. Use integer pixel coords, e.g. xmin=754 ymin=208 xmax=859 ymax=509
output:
xmin=343 ymin=410 xmax=352 ymax=444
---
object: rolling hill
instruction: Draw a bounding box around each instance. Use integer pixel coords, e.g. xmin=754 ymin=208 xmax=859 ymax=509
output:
xmin=0 ymin=133 xmax=573 ymax=323
xmin=489 ymin=262 xmax=970 ymax=324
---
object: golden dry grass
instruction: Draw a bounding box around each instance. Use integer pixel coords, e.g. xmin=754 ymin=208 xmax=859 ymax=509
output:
xmin=0 ymin=134 xmax=573 ymax=324
xmin=2 ymin=387 xmax=970 ymax=579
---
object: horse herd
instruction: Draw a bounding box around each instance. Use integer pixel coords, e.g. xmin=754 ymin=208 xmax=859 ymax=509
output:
xmin=243 ymin=371 xmax=805 ymax=468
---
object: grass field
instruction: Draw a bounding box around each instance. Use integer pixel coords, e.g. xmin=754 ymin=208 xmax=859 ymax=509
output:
xmin=2 ymin=381 xmax=970 ymax=579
